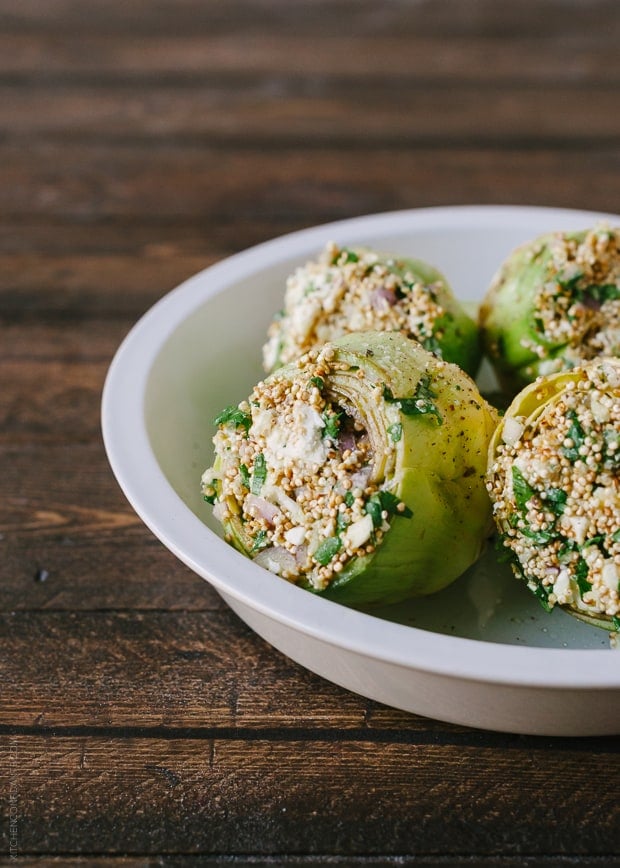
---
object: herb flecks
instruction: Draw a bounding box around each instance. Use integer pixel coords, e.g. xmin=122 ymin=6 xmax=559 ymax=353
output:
xmin=214 ymin=404 xmax=252 ymax=434
xmin=512 ymin=466 xmax=536 ymax=513
xmin=383 ymin=375 xmax=443 ymax=424
xmin=365 ymin=490 xmax=412 ymax=528
xmin=251 ymin=453 xmax=267 ymax=494
xmin=322 ymin=409 xmax=341 ymax=440
xmin=313 ymin=536 xmax=342 ymax=565
xmin=251 ymin=529 xmax=269 ymax=554
xmin=561 ymin=409 xmax=586 ymax=463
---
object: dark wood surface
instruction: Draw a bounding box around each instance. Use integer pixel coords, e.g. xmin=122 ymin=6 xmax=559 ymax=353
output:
xmin=2 ymin=1 xmax=620 ymax=864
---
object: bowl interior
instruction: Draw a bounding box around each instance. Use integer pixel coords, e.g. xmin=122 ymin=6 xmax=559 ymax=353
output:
xmin=141 ymin=208 xmax=614 ymax=651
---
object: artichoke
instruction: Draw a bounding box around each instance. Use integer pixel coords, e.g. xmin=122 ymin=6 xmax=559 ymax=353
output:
xmin=203 ymin=331 xmax=497 ymax=607
xmin=480 ymin=225 xmax=620 ymax=395
xmin=487 ymin=358 xmax=620 ymax=633
xmin=263 ymin=242 xmax=481 ymax=378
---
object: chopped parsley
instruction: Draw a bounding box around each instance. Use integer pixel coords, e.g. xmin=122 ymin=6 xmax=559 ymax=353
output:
xmin=251 ymin=453 xmax=267 ymax=494
xmin=344 ymin=491 xmax=355 ymax=508
xmin=314 ymin=536 xmax=342 ymax=565
xmin=250 ymin=529 xmax=269 ymax=553
xmin=422 ymin=336 xmax=442 ymax=355
xmin=309 ymin=376 xmax=325 ymax=391
xmin=322 ymin=409 xmax=341 ymax=440
xmin=557 ymin=272 xmax=584 ymax=294
xmin=574 ymin=557 xmax=592 ymax=596
xmin=214 ymin=404 xmax=252 ymax=434
xmin=365 ymin=490 xmax=412 ymax=528
xmin=239 ymin=464 xmax=250 ymax=488
xmin=578 ymin=283 xmax=620 ymax=304
xmin=544 ymin=487 xmax=567 ymax=515
xmin=203 ymin=483 xmax=218 ymax=505
xmin=531 ymin=581 xmax=553 ymax=613
xmin=512 ymin=466 xmax=536 ymax=513
xmin=383 ymin=376 xmax=442 ymax=424
xmin=364 ymin=497 xmax=383 ymax=529
xmin=520 ymin=527 xmax=555 ymax=546
xmin=561 ymin=409 xmax=586 ymax=463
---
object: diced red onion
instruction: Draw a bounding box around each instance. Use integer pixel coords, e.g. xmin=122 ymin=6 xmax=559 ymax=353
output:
xmin=338 ymin=429 xmax=357 ymax=454
xmin=370 ymin=286 xmax=398 ymax=310
xmin=295 ymin=544 xmax=308 ymax=566
xmin=581 ymin=295 xmax=602 ymax=311
xmin=245 ymin=494 xmax=280 ymax=525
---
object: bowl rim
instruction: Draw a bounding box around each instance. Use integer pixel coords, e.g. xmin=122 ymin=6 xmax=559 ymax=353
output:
xmin=102 ymin=204 xmax=620 ymax=691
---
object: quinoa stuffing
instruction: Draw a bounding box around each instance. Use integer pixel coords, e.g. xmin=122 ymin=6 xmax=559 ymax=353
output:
xmin=262 ymin=242 xmax=480 ymax=377
xmin=487 ymin=359 xmax=620 ymax=626
xmin=203 ymin=345 xmax=405 ymax=591
xmin=202 ymin=331 xmax=497 ymax=606
xmin=480 ymin=225 xmax=620 ymax=392
xmin=522 ymin=225 xmax=620 ymax=372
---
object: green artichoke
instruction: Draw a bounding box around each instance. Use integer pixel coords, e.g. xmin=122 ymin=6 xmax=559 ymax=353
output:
xmin=480 ymin=225 xmax=620 ymax=395
xmin=203 ymin=331 xmax=497 ymax=607
xmin=487 ymin=358 xmax=620 ymax=633
xmin=263 ymin=242 xmax=481 ymax=379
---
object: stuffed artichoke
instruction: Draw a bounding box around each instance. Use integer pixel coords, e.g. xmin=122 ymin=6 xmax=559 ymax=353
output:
xmin=203 ymin=331 xmax=497 ymax=607
xmin=480 ymin=225 xmax=620 ymax=394
xmin=263 ymin=242 xmax=481 ymax=378
xmin=487 ymin=358 xmax=620 ymax=633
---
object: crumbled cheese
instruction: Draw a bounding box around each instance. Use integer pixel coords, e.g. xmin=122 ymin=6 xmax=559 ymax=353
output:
xmin=501 ymin=416 xmax=524 ymax=447
xmin=284 ymin=526 xmax=306 ymax=547
xmin=264 ymin=400 xmax=328 ymax=471
xmin=343 ymin=514 xmax=374 ymax=551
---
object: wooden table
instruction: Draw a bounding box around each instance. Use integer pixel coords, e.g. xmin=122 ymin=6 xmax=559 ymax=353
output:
xmin=2 ymin=1 xmax=619 ymax=864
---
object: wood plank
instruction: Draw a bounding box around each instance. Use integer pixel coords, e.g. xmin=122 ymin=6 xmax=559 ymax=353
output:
xmin=0 ymin=253 xmax=213 ymax=319
xmin=0 ymin=609 xmax=619 ymax=737
xmin=1 ymin=734 xmax=618 ymax=855
xmin=1 ymin=0 xmax=618 ymax=41
xmin=10 ymin=853 xmax=555 ymax=866
xmin=1 ymin=32 xmax=619 ymax=82
xmin=0 ymin=610 xmax=391 ymax=729
xmin=0 ymin=359 xmax=107 ymax=442
xmin=2 ymin=146 xmax=620 ymax=222
xmin=2 ymin=83 xmax=620 ymax=144
xmin=0 ymin=527 xmax=217 ymax=613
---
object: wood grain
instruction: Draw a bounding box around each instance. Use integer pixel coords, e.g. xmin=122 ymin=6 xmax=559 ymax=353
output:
xmin=2 ymin=32 xmax=620 ymax=82
xmin=2 ymin=734 xmax=619 ymax=856
xmin=1 ymin=0 xmax=619 ymax=40
xmin=3 ymin=146 xmax=620 ymax=225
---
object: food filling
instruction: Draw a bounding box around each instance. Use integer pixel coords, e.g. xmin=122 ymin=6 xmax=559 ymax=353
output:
xmin=263 ymin=242 xmax=447 ymax=371
xmin=203 ymin=347 xmax=409 ymax=591
xmin=488 ymin=362 xmax=620 ymax=621
xmin=522 ymin=225 xmax=620 ymax=373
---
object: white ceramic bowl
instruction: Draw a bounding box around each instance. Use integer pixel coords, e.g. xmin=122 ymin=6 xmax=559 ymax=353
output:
xmin=102 ymin=205 xmax=620 ymax=736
